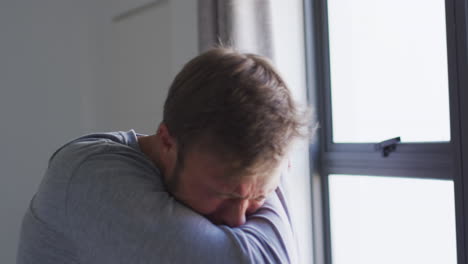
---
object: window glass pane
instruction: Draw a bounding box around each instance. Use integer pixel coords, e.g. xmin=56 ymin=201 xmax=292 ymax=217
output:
xmin=328 ymin=0 xmax=451 ymax=143
xmin=328 ymin=175 xmax=457 ymax=264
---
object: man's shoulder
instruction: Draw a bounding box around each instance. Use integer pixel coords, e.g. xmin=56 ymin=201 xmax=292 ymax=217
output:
xmin=45 ymin=130 xmax=163 ymax=193
xmin=30 ymin=131 xmax=163 ymax=241
xmin=42 ymin=130 xmax=162 ymax=190
xmin=49 ymin=131 xmax=140 ymax=167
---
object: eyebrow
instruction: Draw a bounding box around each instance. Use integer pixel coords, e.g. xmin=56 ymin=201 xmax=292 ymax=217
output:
xmin=217 ymin=191 xmax=267 ymax=200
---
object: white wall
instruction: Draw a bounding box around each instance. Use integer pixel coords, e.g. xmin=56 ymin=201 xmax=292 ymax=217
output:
xmin=0 ymin=0 xmax=198 ymax=262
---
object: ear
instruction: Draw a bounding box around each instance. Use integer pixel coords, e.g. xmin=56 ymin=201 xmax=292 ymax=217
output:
xmin=157 ymin=123 xmax=178 ymax=155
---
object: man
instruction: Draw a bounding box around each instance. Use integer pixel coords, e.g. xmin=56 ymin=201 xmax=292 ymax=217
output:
xmin=17 ymin=47 xmax=308 ymax=263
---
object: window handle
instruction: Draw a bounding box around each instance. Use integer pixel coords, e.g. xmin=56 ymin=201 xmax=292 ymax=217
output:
xmin=374 ymin=137 xmax=401 ymax=157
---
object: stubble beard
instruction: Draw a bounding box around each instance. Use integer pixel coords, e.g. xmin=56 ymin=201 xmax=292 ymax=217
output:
xmin=165 ymin=159 xmax=182 ymax=196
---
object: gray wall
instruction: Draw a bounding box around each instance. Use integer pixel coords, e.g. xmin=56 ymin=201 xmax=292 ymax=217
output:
xmin=0 ymin=0 xmax=198 ymax=262
xmin=93 ymin=0 xmax=198 ymax=133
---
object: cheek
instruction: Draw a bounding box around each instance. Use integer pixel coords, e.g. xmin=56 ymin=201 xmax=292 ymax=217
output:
xmin=175 ymin=182 xmax=222 ymax=215
xmin=189 ymin=191 xmax=224 ymax=215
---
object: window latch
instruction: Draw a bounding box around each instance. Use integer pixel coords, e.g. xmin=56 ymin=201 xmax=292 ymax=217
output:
xmin=374 ymin=137 xmax=401 ymax=157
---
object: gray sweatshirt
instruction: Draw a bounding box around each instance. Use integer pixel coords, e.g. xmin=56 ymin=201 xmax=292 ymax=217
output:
xmin=16 ymin=130 xmax=297 ymax=264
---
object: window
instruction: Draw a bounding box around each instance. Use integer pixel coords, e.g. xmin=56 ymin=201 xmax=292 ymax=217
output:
xmin=304 ymin=0 xmax=468 ymax=263
xmin=329 ymin=175 xmax=456 ymax=264
xmin=327 ymin=0 xmax=450 ymax=143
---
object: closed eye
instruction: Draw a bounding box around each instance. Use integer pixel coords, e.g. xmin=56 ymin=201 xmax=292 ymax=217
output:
xmin=254 ymin=196 xmax=266 ymax=202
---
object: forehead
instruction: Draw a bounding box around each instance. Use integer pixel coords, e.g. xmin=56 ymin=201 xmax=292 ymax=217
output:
xmin=226 ymin=173 xmax=280 ymax=199
xmin=182 ymin=147 xmax=282 ymax=195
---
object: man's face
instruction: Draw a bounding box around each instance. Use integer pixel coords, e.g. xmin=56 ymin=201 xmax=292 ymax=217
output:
xmin=167 ymin=147 xmax=281 ymax=227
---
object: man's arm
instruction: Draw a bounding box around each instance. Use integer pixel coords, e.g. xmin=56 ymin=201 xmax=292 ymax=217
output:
xmin=66 ymin=152 xmax=296 ymax=263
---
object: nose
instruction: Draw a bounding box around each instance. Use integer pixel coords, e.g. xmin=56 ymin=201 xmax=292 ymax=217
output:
xmin=222 ymin=199 xmax=249 ymax=227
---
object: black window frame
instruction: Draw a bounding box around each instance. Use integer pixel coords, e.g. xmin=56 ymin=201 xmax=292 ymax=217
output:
xmin=303 ymin=0 xmax=468 ymax=263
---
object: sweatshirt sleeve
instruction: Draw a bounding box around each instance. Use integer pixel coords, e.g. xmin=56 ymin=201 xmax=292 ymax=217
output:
xmin=66 ymin=150 xmax=297 ymax=264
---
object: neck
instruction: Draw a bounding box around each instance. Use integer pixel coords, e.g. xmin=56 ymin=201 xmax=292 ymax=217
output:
xmin=138 ymin=135 xmax=165 ymax=173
